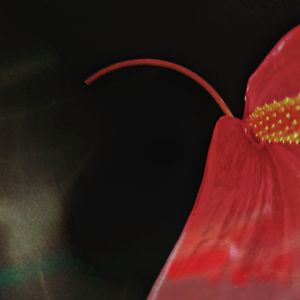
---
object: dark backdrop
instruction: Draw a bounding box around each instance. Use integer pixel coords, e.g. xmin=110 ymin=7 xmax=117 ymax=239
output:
xmin=1 ymin=1 xmax=300 ymax=299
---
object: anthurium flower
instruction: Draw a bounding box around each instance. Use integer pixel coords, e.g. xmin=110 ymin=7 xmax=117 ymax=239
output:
xmin=85 ymin=25 xmax=300 ymax=300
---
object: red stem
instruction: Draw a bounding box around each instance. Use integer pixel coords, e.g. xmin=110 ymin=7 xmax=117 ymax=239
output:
xmin=84 ymin=58 xmax=233 ymax=117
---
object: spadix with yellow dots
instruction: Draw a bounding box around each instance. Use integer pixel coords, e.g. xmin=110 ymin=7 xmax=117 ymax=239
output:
xmin=249 ymin=94 xmax=300 ymax=144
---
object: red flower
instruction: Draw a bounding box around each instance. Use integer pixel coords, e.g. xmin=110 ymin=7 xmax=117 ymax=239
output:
xmin=85 ymin=25 xmax=300 ymax=300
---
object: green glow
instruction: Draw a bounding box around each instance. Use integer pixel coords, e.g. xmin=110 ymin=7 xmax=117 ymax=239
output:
xmin=0 ymin=252 xmax=85 ymax=287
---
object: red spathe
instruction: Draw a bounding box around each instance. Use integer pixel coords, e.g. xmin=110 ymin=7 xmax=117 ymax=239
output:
xmin=148 ymin=25 xmax=300 ymax=300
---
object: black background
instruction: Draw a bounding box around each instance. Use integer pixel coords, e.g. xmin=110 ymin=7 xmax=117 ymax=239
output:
xmin=1 ymin=1 xmax=300 ymax=299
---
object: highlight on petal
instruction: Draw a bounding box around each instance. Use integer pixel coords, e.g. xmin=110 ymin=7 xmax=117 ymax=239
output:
xmin=167 ymin=248 xmax=229 ymax=280
xmin=245 ymin=25 xmax=300 ymax=118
